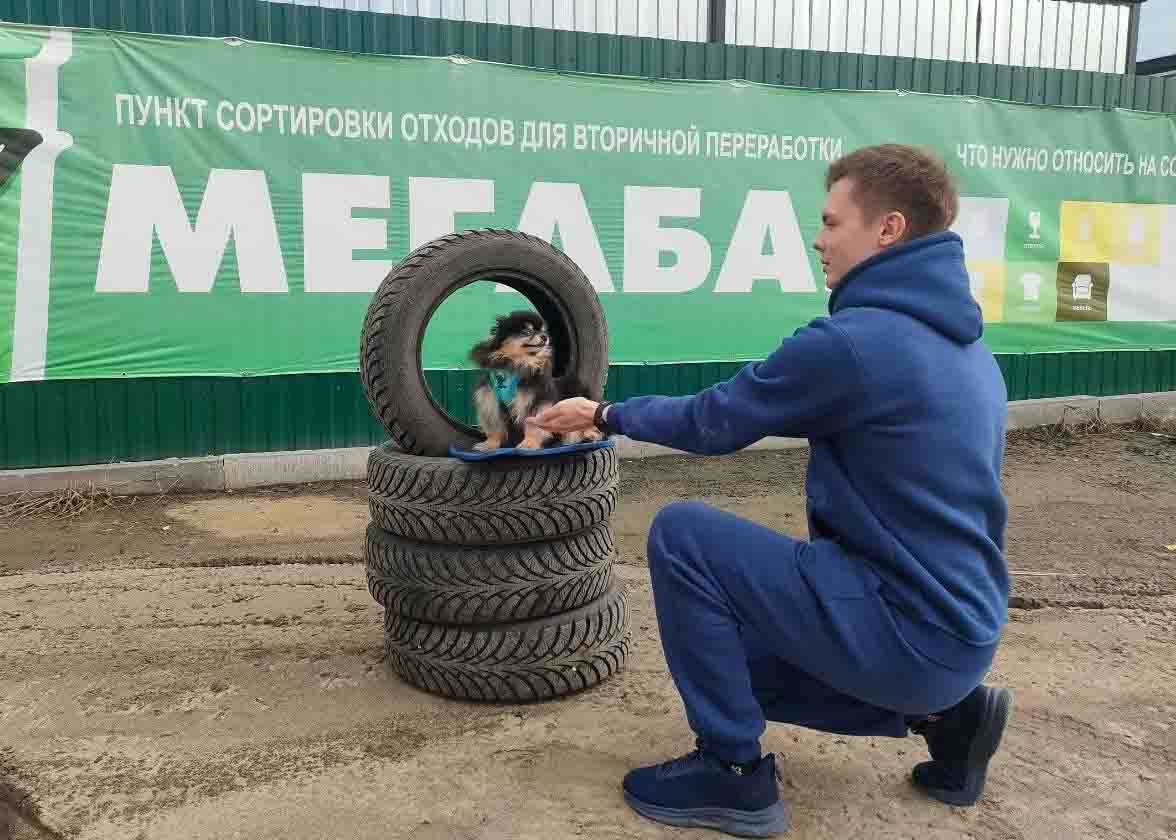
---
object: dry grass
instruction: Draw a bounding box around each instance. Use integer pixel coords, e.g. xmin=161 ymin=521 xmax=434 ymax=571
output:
xmin=0 ymin=483 xmax=134 ymax=525
xmin=1053 ymin=403 xmax=1112 ymax=437
xmin=1132 ymin=409 xmax=1176 ymax=438
xmin=1022 ymin=402 xmax=1113 ymax=445
xmin=1008 ymin=401 xmax=1176 ymax=448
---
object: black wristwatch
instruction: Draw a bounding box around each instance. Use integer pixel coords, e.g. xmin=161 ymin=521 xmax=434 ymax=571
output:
xmin=593 ymin=401 xmax=615 ymax=436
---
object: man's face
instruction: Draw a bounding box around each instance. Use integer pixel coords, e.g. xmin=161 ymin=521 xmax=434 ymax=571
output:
xmin=814 ymin=178 xmax=901 ymax=289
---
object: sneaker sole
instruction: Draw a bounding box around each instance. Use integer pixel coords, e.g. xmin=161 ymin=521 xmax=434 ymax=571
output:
xmin=623 ymin=790 xmax=791 ymax=837
xmin=915 ymin=686 xmax=1014 ymax=807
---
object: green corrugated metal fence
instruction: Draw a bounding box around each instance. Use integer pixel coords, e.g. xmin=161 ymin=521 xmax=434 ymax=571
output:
xmin=4 ymin=0 xmax=1176 ymax=108
xmin=1 ymin=353 xmax=1174 ymax=470
xmin=1 ymin=1 xmax=1175 ymax=470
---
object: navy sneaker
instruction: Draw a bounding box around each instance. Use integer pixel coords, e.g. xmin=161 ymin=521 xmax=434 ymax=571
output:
xmin=909 ymin=684 xmax=1013 ymax=806
xmin=622 ymin=747 xmax=791 ymax=837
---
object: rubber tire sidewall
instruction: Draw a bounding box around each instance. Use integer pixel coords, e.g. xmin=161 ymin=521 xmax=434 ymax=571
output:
xmin=360 ymin=229 xmax=609 ymax=456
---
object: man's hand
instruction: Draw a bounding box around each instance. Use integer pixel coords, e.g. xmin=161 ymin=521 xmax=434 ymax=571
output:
xmin=529 ymin=398 xmax=599 ymax=434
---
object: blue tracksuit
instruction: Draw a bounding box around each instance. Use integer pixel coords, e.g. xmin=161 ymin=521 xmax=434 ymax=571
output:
xmin=607 ymin=231 xmax=1009 ymax=762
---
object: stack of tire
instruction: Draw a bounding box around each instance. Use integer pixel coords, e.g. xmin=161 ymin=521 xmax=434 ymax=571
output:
xmin=357 ymin=229 xmax=630 ymax=703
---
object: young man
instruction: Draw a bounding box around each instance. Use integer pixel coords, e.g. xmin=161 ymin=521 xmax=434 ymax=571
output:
xmin=530 ymin=143 xmax=1013 ymax=837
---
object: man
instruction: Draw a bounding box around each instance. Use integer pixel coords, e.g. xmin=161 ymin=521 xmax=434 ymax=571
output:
xmin=530 ymin=144 xmax=1013 ymax=837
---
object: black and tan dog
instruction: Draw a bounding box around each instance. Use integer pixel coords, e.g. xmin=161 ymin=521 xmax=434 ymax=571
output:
xmin=470 ymin=310 xmax=603 ymax=451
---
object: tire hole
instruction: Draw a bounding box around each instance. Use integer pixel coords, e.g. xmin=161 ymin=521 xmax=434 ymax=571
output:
xmin=362 ymin=230 xmax=606 ymax=457
xmin=420 ymin=276 xmax=575 ymax=438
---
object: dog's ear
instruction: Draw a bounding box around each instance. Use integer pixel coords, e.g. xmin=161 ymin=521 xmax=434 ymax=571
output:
xmin=469 ymin=333 xmax=499 ymax=367
xmin=495 ymin=310 xmax=545 ymax=336
xmin=517 ymin=310 xmax=546 ymax=332
xmin=470 ymin=314 xmax=519 ymax=367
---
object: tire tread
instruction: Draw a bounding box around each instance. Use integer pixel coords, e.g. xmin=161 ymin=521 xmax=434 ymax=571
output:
xmin=366 ymin=522 xmax=615 ymax=623
xmin=383 ymin=582 xmax=630 ymax=703
xmin=367 ymin=444 xmax=618 ymax=545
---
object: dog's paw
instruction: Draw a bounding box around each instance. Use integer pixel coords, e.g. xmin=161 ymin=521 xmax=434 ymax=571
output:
xmin=474 ymin=437 xmax=504 ymax=452
xmin=517 ymin=437 xmax=544 ymax=450
xmin=581 ymin=426 xmax=604 ymax=442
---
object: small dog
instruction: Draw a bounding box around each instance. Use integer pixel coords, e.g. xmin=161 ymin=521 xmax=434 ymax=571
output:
xmin=469 ymin=310 xmax=603 ymax=451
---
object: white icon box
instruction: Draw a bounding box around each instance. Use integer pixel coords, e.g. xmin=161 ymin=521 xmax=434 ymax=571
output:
xmin=1020 ymin=272 xmax=1042 ymax=302
xmin=1127 ymin=213 xmax=1146 ymax=246
xmin=969 ymin=271 xmax=986 ymax=296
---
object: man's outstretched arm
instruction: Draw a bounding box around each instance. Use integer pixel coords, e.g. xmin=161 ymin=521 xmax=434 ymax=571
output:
xmin=533 ymin=319 xmax=870 ymax=455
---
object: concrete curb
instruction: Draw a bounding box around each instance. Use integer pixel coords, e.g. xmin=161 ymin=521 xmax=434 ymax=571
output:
xmin=0 ymin=456 xmax=225 ymax=497
xmin=222 ymin=447 xmax=373 ymax=490
xmin=2 ymin=392 xmax=1173 ymax=497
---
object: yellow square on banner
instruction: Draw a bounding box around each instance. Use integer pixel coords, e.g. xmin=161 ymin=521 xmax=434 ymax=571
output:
xmin=965 ymin=260 xmax=1006 ymax=323
xmin=1060 ymin=202 xmax=1163 ymax=264
xmin=1060 ymin=202 xmax=1112 ymax=263
xmin=1109 ymin=203 xmax=1162 ymax=264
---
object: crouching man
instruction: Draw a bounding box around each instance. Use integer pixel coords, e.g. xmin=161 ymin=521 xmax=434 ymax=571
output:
xmin=531 ymin=143 xmax=1013 ymax=837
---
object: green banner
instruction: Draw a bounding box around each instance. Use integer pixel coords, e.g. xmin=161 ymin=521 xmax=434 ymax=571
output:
xmin=2 ymin=24 xmax=1176 ymax=384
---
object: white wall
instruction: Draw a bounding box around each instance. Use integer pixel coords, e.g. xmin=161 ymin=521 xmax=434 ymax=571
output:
xmin=263 ymin=1 xmax=1133 ymax=72
xmin=727 ymin=0 xmax=1130 ymax=72
xmin=260 ymin=0 xmax=699 ymax=39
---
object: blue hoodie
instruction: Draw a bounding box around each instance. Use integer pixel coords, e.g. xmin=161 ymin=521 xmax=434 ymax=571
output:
xmin=609 ymin=231 xmax=1009 ymax=673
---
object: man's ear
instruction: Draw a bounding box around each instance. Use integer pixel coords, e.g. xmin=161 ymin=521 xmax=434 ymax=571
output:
xmin=878 ymin=210 xmax=908 ymax=246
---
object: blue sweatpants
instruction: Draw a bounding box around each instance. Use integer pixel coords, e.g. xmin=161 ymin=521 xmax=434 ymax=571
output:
xmin=647 ymin=501 xmax=987 ymax=763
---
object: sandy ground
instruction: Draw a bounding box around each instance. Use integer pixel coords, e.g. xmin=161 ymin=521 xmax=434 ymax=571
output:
xmin=1 ymin=427 xmax=1174 ymax=840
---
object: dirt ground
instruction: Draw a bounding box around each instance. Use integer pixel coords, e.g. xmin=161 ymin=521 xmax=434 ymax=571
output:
xmin=2 ymin=427 xmax=1174 ymax=840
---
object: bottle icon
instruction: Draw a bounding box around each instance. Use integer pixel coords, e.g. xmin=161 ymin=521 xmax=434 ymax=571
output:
xmin=1028 ymin=210 xmax=1042 ymax=240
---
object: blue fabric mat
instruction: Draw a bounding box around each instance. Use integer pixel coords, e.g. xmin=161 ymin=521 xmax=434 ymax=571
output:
xmin=449 ymin=438 xmax=614 ymax=461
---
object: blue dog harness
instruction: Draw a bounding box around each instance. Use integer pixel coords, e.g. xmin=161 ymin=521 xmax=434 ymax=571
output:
xmin=487 ymin=370 xmax=519 ymax=404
